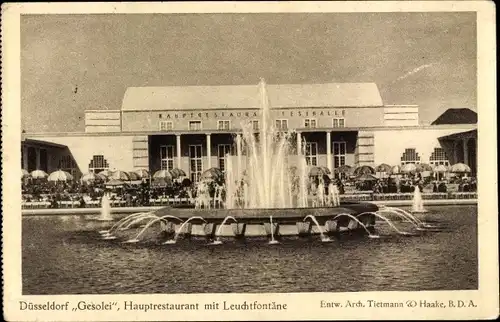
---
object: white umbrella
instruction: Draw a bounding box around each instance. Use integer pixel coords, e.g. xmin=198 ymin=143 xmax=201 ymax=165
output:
xmin=450 ymin=163 xmax=471 ymax=173
xmin=22 ymin=169 xmax=30 ymax=179
xmin=81 ymin=172 xmax=104 ymax=183
xmin=48 ymin=170 xmax=74 ymax=182
xmin=30 ymin=170 xmax=48 ymax=179
xmin=401 ymin=163 xmax=417 ymax=174
xmin=109 ymin=170 xmax=131 ymax=181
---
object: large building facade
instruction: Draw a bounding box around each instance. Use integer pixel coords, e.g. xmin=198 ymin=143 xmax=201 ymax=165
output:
xmin=21 ymin=82 xmax=477 ymax=181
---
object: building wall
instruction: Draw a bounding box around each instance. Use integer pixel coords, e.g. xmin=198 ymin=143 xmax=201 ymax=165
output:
xmin=85 ymin=110 xmax=121 ymax=133
xmin=30 ymin=135 xmax=135 ymax=174
xmin=373 ymin=126 xmax=476 ymax=166
xmin=121 ymin=107 xmax=385 ymax=132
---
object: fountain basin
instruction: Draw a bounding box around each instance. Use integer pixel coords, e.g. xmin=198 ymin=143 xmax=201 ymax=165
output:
xmin=104 ymin=202 xmax=379 ymax=241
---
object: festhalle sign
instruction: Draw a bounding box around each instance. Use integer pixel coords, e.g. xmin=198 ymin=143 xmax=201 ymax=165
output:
xmin=159 ymin=108 xmax=346 ymax=119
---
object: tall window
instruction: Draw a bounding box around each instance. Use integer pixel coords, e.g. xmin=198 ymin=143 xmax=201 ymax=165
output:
xmin=333 ymin=118 xmax=345 ymax=128
xmin=333 ymin=142 xmax=346 ymax=168
xmin=189 ymin=121 xmax=202 ymax=131
xmin=189 ymin=145 xmax=203 ymax=182
xmin=39 ymin=149 xmax=48 ymax=172
xmin=88 ymin=155 xmax=109 ymax=173
xmin=159 ymin=121 xmax=173 ymax=131
xmin=251 ymin=120 xmax=259 ymax=131
xmin=429 ymin=147 xmax=450 ymax=166
xmin=218 ymin=144 xmax=232 ymax=172
xmin=27 ymin=147 xmax=36 ymax=171
xmin=275 ymin=119 xmax=288 ymax=130
xmin=304 ymin=119 xmax=317 ymax=128
xmin=59 ymin=155 xmax=77 ymax=176
xmin=217 ymin=120 xmax=230 ymax=130
xmin=400 ymin=148 xmax=421 ymax=165
xmin=160 ymin=145 xmax=175 ymax=170
xmin=305 ymin=142 xmax=318 ymax=166
xmin=21 ymin=147 xmax=25 ymax=168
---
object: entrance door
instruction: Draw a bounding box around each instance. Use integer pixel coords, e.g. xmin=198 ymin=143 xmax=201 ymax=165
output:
xmin=333 ymin=141 xmax=346 ymax=168
xmin=218 ymin=144 xmax=232 ymax=172
xmin=189 ymin=145 xmax=203 ymax=182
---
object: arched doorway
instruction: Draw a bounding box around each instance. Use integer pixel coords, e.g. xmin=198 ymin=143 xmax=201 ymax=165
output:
xmin=467 ymin=138 xmax=477 ymax=176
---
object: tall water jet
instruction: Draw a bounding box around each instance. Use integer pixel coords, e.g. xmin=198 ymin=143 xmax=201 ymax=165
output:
xmin=298 ymin=157 xmax=308 ymax=208
xmin=412 ymin=186 xmax=427 ymax=213
xmin=99 ymin=194 xmax=113 ymax=221
xmin=225 ymin=153 xmax=236 ymax=209
xmin=303 ymin=215 xmax=331 ymax=242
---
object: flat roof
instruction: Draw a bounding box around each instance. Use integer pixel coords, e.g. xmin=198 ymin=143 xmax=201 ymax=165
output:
xmin=121 ymin=83 xmax=384 ymax=111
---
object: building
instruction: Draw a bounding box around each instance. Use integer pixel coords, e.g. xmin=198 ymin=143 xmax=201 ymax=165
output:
xmin=21 ymin=82 xmax=478 ymax=181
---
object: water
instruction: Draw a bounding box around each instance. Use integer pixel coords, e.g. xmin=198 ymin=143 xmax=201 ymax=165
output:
xmin=225 ymin=79 xmax=309 ymax=209
xmin=412 ymin=186 xmax=426 ymax=213
xmin=99 ymin=195 xmax=113 ymax=221
xmin=22 ymin=205 xmax=477 ymax=294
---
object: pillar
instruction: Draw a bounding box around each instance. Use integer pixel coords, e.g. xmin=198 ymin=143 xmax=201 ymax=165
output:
xmin=454 ymin=140 xmax=460 ymax=164
xmin=206 ymin=134 xmax=212 ymax=169
xmin=176 ymin=134 xmax=181 ymax=169
xmin=36 ymin=148 xmax=40 ymax=170
xmin=326 ymin=131 xmax=332 ymax=172
xmin=23 ymin=146 xmax=28 ymax=170
xmin=296 ymin=132 xmax=302 ymax=155
xmin=463 ymin=138 xmax=469 ymax=166
xmin=236 ymin=134 xmax=242 ymax=175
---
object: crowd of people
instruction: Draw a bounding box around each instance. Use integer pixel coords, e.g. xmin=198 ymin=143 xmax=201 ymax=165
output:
xmin=21 ymin=172 xmax=477 ymax=209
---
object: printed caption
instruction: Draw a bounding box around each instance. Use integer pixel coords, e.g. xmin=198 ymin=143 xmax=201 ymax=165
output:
xmin=320 ymin=299 xmax=478 ymax=309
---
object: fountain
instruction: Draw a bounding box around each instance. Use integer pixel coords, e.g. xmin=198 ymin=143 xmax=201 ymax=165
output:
xmin=412 ymin=186 xmax=428 ymax=213
xmin=98 ymin=79 xmax=383 ymax=243
xmin=209 ymin=216 xmax=238 ymax=245
xmin=97 ymin=194 xmax=113 ymax=221
xmin=303 ymin=215 xmax=332 ymax=242
xmin=163 ymin=216 xmax=207 ymax=245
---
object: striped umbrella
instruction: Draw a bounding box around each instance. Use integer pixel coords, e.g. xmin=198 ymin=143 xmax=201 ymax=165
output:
xmin=433 ymin=164 xmax=449 ymax=173
xmin=109 ymin=170 xmax=131 ymax=181
xmin=201 ymin=167 xmax=224 ymax=181
xmin=375 ymin=163 xmax=392 ymax=173
xmin=21 ymin=169 xmax=30 ymax=179
xmin=416 ymin=163 xmax=434 ymax=172
xmin=309 ymin=166 xmax=331 ymax=176
xmin=81 ymin=172 xmax=105 ymax=183
xmin=353 ymin=165 xmax=376 ymax=176
xmin=153 ymin=169 xmax=173 ymax=179
xmin=391 ymin=165 xmax=402 ymax=175
xmin=335 ymin=164 xmax=353 ymax=175
xmin=450 ymin=163 xmax=471 ymax=173
xmin=98 ymin=170 xmax=112 ymax=178
xmin=30 ymin=170 xmax=48 ymax=179
xmin=134 ymin=169 xmax=149 ymax=179
xmin=169 ymin=168 xmax=187 ymax=179
xmin=127 ymin=171 xmax=140 ymax=181
xmin=48 ymin=170 xmax=74 ymax=182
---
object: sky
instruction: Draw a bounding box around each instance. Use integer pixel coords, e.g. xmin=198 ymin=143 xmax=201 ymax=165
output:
xmin=21 ymin=12 xmax=476 ymax=132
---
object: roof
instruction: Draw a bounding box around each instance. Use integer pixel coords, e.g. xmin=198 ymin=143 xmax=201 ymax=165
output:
xmin=431 ymin=108 xmax=477 ymax=125
xmin=21 ymin=138 xmax=67 ymax=149
xmin=438 ymin=129 xmax=477 ymax=141
xmin=121 ymin=83 xmax=384 ymax=111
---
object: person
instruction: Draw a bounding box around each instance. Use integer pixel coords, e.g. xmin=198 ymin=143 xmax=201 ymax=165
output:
xmin=433 ymin=182 xmax=438 ymax=193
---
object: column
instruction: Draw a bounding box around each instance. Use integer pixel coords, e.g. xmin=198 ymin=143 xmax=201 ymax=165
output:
xmin=176 ymin=134 xmax=181 ymax=169
xmin=35 ymin=148 xmax=41 ymax=170
xmin=296 ymin=132 xmax=302 ymax=155
xmin=236 ymin=133 xmax=242 ymax=175
xmin=463 ymin=138 xmax=469 ymax=166
xmin=326 ymin=131 xmax=332 ymax=172
xmin=454 ymin=140 xmax=460 ymax=164
xmin=23 ymin=146 xmax=28 ymax=170
xmin=206 ymin=134 xmax=212 ymax=169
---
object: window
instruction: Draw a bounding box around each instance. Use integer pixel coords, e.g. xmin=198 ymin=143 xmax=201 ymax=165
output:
xmin=305 ymin=142 xmax=318 ymax=166
xmin=400 ymin=148 xmax=421 ymax=165
xmin=189 ymin=145 xmax=203 ymax=182
xmin=304 ymin=119 xmax=317 ymax=128
xmin=160 ymin=145 xmax=175 ymax=170
xmin=189 ymin=121 xmax=202 ymax=131
xmin=39 ymin=149 xmax=48 ymax=172
xmin=218 ymin=144 xmax=232 ymax=172
xmin=333 ymin=142 xmax=346 ymax=168
xmin=88 ymin=155 xmax=109 ymax=173
xmin=333 ymin=118 xmax=345 ymax=128
xmin=251 ymin=120 xmax=259 ymax=131
xmin=27 ymin=147 xmax=36 ymax=172
xmin=429 ymin=147 xmax=450 ymax=166
xmin=217 ymin=120 xmax=230 ymax=130
xmin=159 ymin=121 xmax=173 ymax=131
xmin=275 ymin=119 xmax=288 ymax=130
xmin=59 ymin=155 xmax=77 ymax=177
